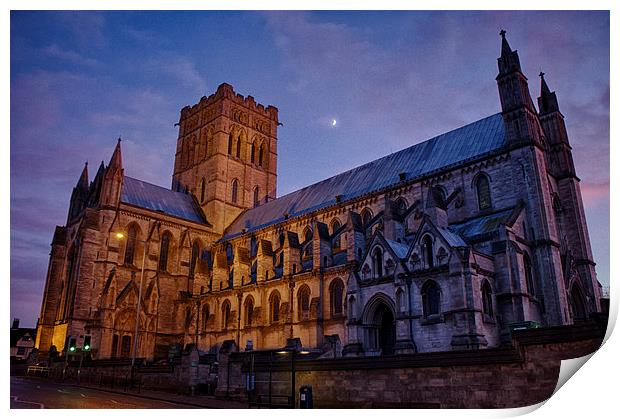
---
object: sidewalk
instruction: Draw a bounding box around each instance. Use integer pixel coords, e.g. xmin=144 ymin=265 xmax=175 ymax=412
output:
xmin=65 ymin=381 xmax=248 ymax=409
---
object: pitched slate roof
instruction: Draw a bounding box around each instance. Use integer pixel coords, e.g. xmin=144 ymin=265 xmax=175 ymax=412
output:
xmin=386 ymin=239 xmax=410 ymax=259
xmin=451 ymin=207 xmax=515 ymax=241
xmin=121 ymin=176 xmax=206 ymax=224
xmin=224 ymin=113 xmax=506 ymax=240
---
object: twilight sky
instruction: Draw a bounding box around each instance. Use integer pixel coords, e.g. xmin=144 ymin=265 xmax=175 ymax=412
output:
xmin=10 ymin=11 xmax=609 ymax=327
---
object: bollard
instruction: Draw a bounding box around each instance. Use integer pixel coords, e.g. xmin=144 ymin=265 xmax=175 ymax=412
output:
xmin=299 ymin=385 xmax=313 ymax=409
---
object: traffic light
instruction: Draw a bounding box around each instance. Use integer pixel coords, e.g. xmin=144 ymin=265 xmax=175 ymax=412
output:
xmin=83 ymin=336 xmax=91 ymax=351
xmin=69 ymin=338 xmax=77 ymax=352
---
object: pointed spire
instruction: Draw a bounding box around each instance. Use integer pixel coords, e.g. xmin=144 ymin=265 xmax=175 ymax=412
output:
xmin=500 ymin=29 xmax=512 ymax=56
xmin=539 ymin=71 xmax=551 ymax=96
xmin=77 ymin=161 xmax=89 ymax=190
xmin=108 ymin=137 xmax=123 ymax=170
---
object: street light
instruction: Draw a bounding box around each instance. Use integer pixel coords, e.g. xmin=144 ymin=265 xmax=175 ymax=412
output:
xmin=114 ymin=228 xmax=149 ymax=384
xmin=276 ymin=348 xmax=310 ymax=408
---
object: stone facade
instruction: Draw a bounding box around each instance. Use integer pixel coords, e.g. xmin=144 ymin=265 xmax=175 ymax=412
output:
xmin=35 ymin=32 xmax=602 ymax=362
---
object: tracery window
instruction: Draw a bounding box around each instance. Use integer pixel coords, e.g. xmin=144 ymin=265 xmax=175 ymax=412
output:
xmin=476 ymin=174 xmax=492 ymax=210
xmin=270 ymin=292 xmax=280 ymax=323
xmin=201 ymin=304 xmax=210 ymax=331
xmin=330 ymin=278 xmax=344 ymax=317
xmin=124 ymin=225 xmax=138 ymax=265
xmin=158 ymin=232 xmax=171 ymax=272
xmin=200 ymin=178 xmax=206 ymax=203
xmin=253 ymin=186 xmax=260 ymax=207
xmin=222 ymin=300 xmax=231 ymax=329
xmin=373 ymin=247 xmax=383 ymax=278
xmin=422 ymin=235 xmax=434 ymax=268
xmin=190 ymin=241 xmax=200 ymax=277
xmin=231 ymin=179 xmax=239 ymax=204
xmin=245 ymin=297 xmax=254 ymax=327
xmin=422 ymin=280 xmax=441 ymax=318
xmin=482 ymin=281 xmax=494 ymax=317
xmin=258 ymin=144 xmax=264 ymax=167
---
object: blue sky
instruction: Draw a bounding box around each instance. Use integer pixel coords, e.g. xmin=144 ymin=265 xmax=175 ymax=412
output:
xmin=10 ymin=11 xmax=609 ymax=327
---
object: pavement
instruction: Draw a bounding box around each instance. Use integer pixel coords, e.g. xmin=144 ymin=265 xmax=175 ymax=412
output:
xmin=10 ymin=376 xmax=248 ymax=409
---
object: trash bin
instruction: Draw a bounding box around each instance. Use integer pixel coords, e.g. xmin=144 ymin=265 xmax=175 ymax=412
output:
xmin=299 ymin=385 xmax=313 ymax=408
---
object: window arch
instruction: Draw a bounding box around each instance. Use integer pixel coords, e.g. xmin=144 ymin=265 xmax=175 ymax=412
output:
xmin=421 ymin=280 xmax=441 ymax=318
xmin=200 ymin=178 xmax=206 ymax=203
xmin=159 ymin=232 xmax=172 ymax=272
xmin=258 ymin=143 xmax=265 ymax=167
xmin=360 ymin=208 xmax=373 ymax=227
xmin=395 ymin=197 xmax=408 ymax=215
xmin=396 ymin=288 xmax=405 ymax=314
xmin=221 ymin=300 xmax=231 ymax=329
xmin=231 ymin=179 xmax=239 ymax=204
xmin=523 ymin=253 xmax=535 ymax=294
xmin=201 ymin=304 xmax=210 ymax=332
xmin=331 ymin=219 xmax=342 ymax=249
xmin=422 ymin=235 xmax=434 ymax=268
xmin=481 ymin=280 xmax=493 ymax=317
xmin=475 ymin=173 xmax=492 ymax=210
xmin=253 ymin=186 xmax=260 ymax=208
xmin=570 ymin=282 xmax=587 ymax=321
xmin=373 ymin=247 xmax=383 ymax=278
xmin=227 ymin=133 xmax=233 ymax=155
xmin=298 ymin=285 xmax=311 ymax=321
xmin=236 ymin=136 xmax=241 ymax=159
xmin=190 ymin=241 xmax=200 ymax=277
xmin=303 ymin=227 xmax=313 ymax=243
xmin=124 ymin=224 xmax=138 ymax=265
xmin=269 ymin=291 xmax=281 ymax=323
xmin=330 ymin=278 xmax=344 ymax=317
xmin=244 ymin=296 xmax=254 ymax=327
xmin=348 ymin=295 xmax=356 ymax=319
xmin=250 ymin=142 xmax=256 ymax=164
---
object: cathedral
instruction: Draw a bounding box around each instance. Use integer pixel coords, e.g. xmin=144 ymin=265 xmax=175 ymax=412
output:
xmin=35 ymin=32 xmax=603 ymax=361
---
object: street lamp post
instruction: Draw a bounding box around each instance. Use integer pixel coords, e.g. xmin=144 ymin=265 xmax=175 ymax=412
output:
xmin=115 ymin=230 xmax=149 ymax=385
xmin=277 ymin=349 xmax=310 ymax=408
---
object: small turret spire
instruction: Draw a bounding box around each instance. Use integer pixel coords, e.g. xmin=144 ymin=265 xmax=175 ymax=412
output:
xmin=108 ymin=137 xmax=123 ymax=170
xmin=77 ymin=161 xmax=89 ymax=190
xmin=500 ymin=29 xmax=512 ymax=56
xmin=539 ymin=71 xmax=551 ymax=96
xmin=537 ymin=71 xmax=560 ymax=115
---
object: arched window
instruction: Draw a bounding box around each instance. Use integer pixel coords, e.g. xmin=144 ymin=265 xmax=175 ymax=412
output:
xmin=361 ymin=208 xmax=372 ymax=227
xmin=523 ymin=253 xmax=535 ymax=294
xmin=245 ymin=297 xmax=254 ymax=327
xmin=396 ymin=288 xmax=404 ymax=314
xmin=159 ymin=232 xmax=171 ymax=272
xmin=476 ymin=174 xmax=492 ymax=210
xmin=422 ymin=280 xmax=441 ymax=318
xmin=298 ymin=285 xmax=310 ymax=321
xmin=348 ymin=295 xmax=356 ymax=319
xmin=222 ymin=300 xmax=231 ymax=329
xmin=201 ymin=304 xmax=210 ymax=332
xmin=278 ymin=232 xmax=285 ymax=248
xmin=185 ymin=307 xmax=192 ymax=329
xmin=190 ymin=241 xmax=200 ymax=277
xmin=373 ymin=247 xmax=383 ymax=278
xmin=396 ymin=198 xmax=408 ymax=215
xmin=482 ymin=281 xmax=493 ymax=317
xmin=253 ymin=186 xmax=260 ymax=208
xmin=258 ymin=144 xmax=264 ymax=167
xmin=570 ymin=283 xmax=587 ymax=321
xmin=227 ymin=133 xmax=233 ymax=155
xmin=250 ymin=142 xmax=256 ymax=164
xmin=231 ymin=179 xmax=239 ymax=204
xmin=124 ymin=224 xmax=138 ymax=265
xmin=331 ymin=219 xmax=342 ymax=249
xmin=330 ymin=278 xmax=344 ymax=317
xmin=270 ymin=292 xmax=280 ymax=323
xmin=236 ymin=136 xmax=241 ymax=158
xmin=200 ymin=178 xmax=206 ymax=203
xmin=304 ymin=227 xmax=313 ymax=243
xmin=422 ymin=235 xmax=434 ymax=268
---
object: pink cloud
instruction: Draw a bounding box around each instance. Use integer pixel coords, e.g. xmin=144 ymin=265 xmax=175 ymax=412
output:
xmin=580 ymin=181 xmax=609 ymax=208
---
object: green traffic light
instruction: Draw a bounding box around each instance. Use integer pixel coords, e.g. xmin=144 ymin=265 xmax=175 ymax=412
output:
xmin=84 ymin=344 xmax=90 ymax=351
xmin=69 ymin=346 xmax=76 ymax=352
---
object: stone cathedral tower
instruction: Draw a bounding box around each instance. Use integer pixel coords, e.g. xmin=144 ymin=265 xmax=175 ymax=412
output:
xmin=172 ymin=83 xmax=279 ymax=234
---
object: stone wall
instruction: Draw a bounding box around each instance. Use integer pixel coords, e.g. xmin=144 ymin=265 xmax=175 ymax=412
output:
xmin=223 ymin=317 xmax=606 ymax=408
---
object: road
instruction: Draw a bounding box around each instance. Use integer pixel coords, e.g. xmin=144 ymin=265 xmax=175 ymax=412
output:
xmin=10 ymin=376 xmax=198 ymax=409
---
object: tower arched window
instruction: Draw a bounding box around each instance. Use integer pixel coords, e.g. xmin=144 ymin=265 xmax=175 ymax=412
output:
xmin=227 ymin=133 xmax=233 ymax=155
xmin=190 ymin=241 xmax=200 ymax=277
xmin=236 ymin=136 xmax=241 ymax=158
xmin=270 ymin=292 xmax=280 ymax=323
xmin=159 ymin=232 xmax=171 ymax=272
xmin=330 ymin=278 xmax=344 ymax=317
xmin=422 ymin=235 xmax=434 ymax=268
xmin=258 ymin=144 xmax=264 ymax=167
xmin=222 ymin=300 xmax=231 ymax=329
xmin=124 ymin=224 xmax=138 ymax=265
xmin=482 ymin=281 xmax=494 ymax=317
xmin=422 ymin=280 xmax=441 ymax=318
xmin=331 ymin=219 xmax=342 ymax=249
xmin=396 ymin=198 xmax=408 ymax=215
xmin=231 ymin=179 xmax=239 ymax=204
xmin=476 ymin=174 xmax=492 ymax=210
xmin=253 ymin=186 xmax=260 ymax=208
xmin=373 ymin=247 xmax=383 ymax=278
xmin=200 ymin=178 xmax=206 ymax=203
xmin=304 ymin=227 xmax=313 ymax=243
xmin=251 ymin=142 xmax=256 ymax=164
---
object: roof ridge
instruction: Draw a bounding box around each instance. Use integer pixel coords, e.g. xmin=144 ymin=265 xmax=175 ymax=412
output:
xmin=124 ymin=175 xmax=187 ymax=194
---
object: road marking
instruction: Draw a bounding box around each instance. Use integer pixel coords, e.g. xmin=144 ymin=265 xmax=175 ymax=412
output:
xmin=10 ymin=395 xmax=45 ymax=409
xmin=80 ymin=393 xmax=86 ymax=398
xmin=57 ymin=388 xmax=71 ymax=394
xmin=110 ymin=399 xmax=119 ymax=404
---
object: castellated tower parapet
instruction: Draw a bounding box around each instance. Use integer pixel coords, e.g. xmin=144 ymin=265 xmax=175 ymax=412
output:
xmin=172 ymin=83 xmax=279 ymax=235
